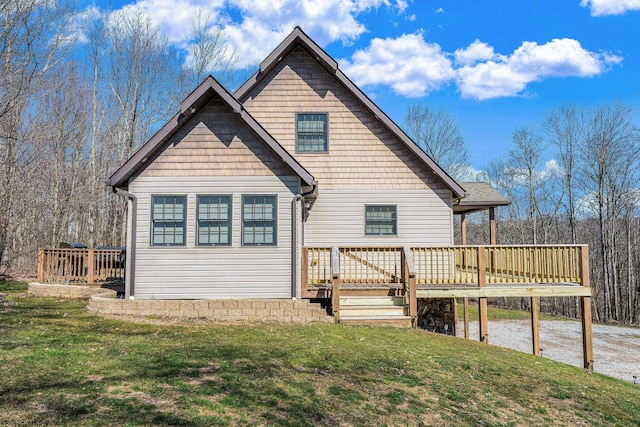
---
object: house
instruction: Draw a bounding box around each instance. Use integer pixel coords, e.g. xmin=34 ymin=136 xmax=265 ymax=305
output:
xmin=104 ymin=27 xmax=594 ymax=370
xmin=107 ymin=26 xmax=466 ymax=301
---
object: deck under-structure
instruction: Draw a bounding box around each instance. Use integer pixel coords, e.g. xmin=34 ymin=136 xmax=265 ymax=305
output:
xmin=302 ymin=245 xmax=594 ymax=371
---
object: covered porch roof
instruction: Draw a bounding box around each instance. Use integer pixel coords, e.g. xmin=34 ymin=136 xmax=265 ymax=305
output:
xmin=454 ymin=182 xmax=510 ymax=215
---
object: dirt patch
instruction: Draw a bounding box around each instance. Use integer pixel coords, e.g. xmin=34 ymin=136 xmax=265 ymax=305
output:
xmin=459 ymin=319 xmax=640 ymax=383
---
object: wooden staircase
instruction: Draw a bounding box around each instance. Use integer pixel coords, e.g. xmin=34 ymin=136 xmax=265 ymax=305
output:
xmin=337 ymin=295 xmax=413 ymax=327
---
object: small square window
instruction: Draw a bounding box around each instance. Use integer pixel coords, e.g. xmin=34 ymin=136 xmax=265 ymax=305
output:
xmin=197 ymin=195 xmax=231 ymax=246
xmin=151 ymin=195 xmax=186 ymax=245
xmin=365 ymin=205 xmax=397 ymax=236
xmin=242 ymin=195 xmax=277 ymax=246
xmin=296 ymin=113 xmax=327 ymax=152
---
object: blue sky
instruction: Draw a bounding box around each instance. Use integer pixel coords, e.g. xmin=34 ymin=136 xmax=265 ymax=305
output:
xmin=84 ymin=0 xmax=640 ymax=170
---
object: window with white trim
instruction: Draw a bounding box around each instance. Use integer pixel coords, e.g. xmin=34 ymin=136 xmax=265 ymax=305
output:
xmin=197 ymin=195 xmax=231 ymax=246
xmin=365 ymin=205 xmax=397 ymax=236
xmin=242 ymin=195 xmax=277 ymax=246
xmin=151 ymin=195 xmax=186 ymax=245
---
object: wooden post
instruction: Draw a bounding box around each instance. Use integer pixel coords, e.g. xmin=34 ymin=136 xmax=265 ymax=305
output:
xmin=37 ymin=249 xmax=45 ymax=282
xmin=463 ymin=297 xmax=470 ymax=339
xmin=489 ymin=208 xmax=496 ymax=245
xmin=331 ymin=246 xmax=341 ymax=323
xmin=461 ymin=213 xmax=467 ymax=245
xmin=477 ymin=246 xmax=488 ymax=344
xmin=488 ymin=207 xmax=497 ymax=273
xmin=531 ymin=297 xmax=540 ymax=356
xmin=580 ymin=245 xmax=594 ymax=371
xmin=402 ymin=246 xmax=417 ymax=327
xmin=87 ymin=249 xmax=95 ymax=285
xmin=301 ymin=247 xmax=309 ymax=294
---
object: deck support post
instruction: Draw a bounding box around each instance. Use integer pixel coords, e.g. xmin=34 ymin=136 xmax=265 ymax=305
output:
xmin=579 ymin=245 xmax=593 ymax=371
xmin=301 ymin=247 xmax=309 ymax=296
xmin=87 ymin=249 xmax=95 ymax=285
xmin=477 ymin=246 xmax=488 ymax=344
xmin=461 ymin=214 xmax=467 ymax=245
xmin=531 ymin=297 xmax=540 ymax=356
xmin=402 ymin=246 xmax=417 ymax=328
xmin=463 ymin=297 xmax=469 ymax=339
xmin=37 ymin=249 xmax=45 ymax=282
xmin=331 ymin=246 xmax=341 ymax=323
xmin=581 ymin=296 xmax=594 ymax=371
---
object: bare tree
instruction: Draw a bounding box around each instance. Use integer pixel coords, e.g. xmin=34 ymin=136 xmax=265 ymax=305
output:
xmin=183 ymin=10 xmax=238 ymax=88
xmin=580 ymin=102 xmax=640 ymax=322
xmin=0 ymin=0 xmax=73 ymax=272
xmin=403 ymin=104 xmax=469 ymax=180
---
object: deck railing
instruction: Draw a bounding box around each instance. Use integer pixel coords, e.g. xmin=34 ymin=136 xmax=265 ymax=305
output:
xmin=303 ymin=245 xmax=587 ymax=288
xmin=304 ymin=246 xmax=402 ymax=285
xmin=37 ymin=248 xmax=125 ymax=285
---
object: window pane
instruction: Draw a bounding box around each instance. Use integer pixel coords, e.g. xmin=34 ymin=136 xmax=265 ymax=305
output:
xmin=365 ymin=205 xmax=397 ymax=235
xmin=152 ymin=196 xmax=186 ymax=245
xmin=242 ymin=195 xmax=277 ymax=246
xmin=297 ymin=113 xmax=327 ymax=152
xmin=197 ymin=195 xmax=231 ymax=246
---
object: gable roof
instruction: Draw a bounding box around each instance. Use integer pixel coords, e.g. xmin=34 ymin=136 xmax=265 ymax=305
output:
xmin=235 ymin=26 xmax=467 ymax=200
xmin=108 ymin=76 xmax=316 ymax=188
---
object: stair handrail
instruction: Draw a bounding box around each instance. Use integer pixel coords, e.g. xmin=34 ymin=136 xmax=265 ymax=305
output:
xmin=402 ymin=246 xmax=417 ymax=327
xmin=331 ymin=245 xmax=341 ymax=322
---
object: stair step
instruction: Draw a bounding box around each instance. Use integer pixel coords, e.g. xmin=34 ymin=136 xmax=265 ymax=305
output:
xmin=340 ymin=306 xmax=407 ymax=317
xmin=339 ymin=315 xmax=412 ymax=327
xmin=340 ymin=296 xmax=405 ymax=306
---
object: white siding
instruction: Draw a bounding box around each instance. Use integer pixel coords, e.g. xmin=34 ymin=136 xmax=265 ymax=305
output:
xmin=304 ymin=189 xmax=453 ymax=247
xmin=130 ymin=176 xmax=300 ymax=299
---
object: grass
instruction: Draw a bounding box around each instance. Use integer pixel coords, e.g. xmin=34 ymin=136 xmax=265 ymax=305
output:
xmin=2 ymin=281 xmax=640 ymax=426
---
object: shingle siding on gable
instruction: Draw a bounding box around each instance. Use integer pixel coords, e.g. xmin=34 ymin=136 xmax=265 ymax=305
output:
xmin=241 ymin=47 xmax=448 ymax=191
xmin=138 ymin=96 xmax=295 ymax=179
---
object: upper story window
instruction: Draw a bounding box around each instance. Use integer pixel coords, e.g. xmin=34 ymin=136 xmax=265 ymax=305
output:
xmin=242 ymin=195 xmax=277 ymax=246
xmin=197 ymin=195 xmax=232 ymax=246
xmin=296 ymin=113 xmax=328 ymax=153
xmin=365 ymin=205 xmax=397 ymax=236
xmin=151 ymin=195 xmax=186 ymax=245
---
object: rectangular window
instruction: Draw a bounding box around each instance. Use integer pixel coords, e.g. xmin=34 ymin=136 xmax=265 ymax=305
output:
xmin=152 ymin=195 xmax=186 ymax=245
xmin=296 ymin=113 xmax=328 ymax=152
xmin=242 ymin=195 xmax=277 ymax=246
xmin=197 ymin=195 xmax=231 ymax=246
xmin=365 ymin=205 xmax=397 ymax=236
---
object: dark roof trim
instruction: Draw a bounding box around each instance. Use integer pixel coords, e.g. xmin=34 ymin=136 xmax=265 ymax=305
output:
xmin=108 ymin=76 xmax=315 ymax=188
xmin=259 ymin=27 xmax=337 ymax=75
xmin=235 ymin=26 xmax=466 ymax=199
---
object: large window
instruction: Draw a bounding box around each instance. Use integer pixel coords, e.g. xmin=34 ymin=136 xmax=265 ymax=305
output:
xmin=197 ymin=195 xmax=231 ymax=246
xmin=242 ymin=195 xmax=277 ymax=246
xmin=365 ymin=205 xmax=397 ymax=236
xmin=152 ymin=195 xmax=186 ymax=245
xmin=296 ymin=113 xmax=328 ymax=152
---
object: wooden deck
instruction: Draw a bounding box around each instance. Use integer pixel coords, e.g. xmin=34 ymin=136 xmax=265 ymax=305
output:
xmin=37 ymin=248 xmax=125 ymax=285
xmin=302 ymin=245 xmax=594 ymax=370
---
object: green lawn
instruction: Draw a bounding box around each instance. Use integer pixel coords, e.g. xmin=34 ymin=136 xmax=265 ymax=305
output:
xmin=2 ymin=281 xmax=639 ymax=426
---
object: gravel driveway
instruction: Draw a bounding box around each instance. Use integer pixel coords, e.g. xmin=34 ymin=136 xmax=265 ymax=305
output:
xmin=458 ymin=319 xmax=640 ymax=383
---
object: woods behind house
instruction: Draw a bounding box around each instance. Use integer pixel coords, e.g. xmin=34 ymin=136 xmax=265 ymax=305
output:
xmin=1 ymin=1 xmax=638 ymax=324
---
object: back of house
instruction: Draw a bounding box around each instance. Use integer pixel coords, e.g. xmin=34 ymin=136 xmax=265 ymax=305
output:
xmin=108 ymin=26 xmax=465 ymax=300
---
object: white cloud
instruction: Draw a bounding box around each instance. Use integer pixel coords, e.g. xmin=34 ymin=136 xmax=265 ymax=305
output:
xmin=454 ymin=39 xmax=496 ymax=66
xmin=112 ymin=0 xmax=223 ymax=47
xmin=341 ymin=32 xmax=455 ymax=97
xmin=456 ymin=38 xmax=622 ymax=100
xmin=435 ymin=7 xmax=444 ymax=13
xmin=580 ymin=0 xmax=640 ymax=16
xmin=96 ymin=0 xmax=409 ymax=69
